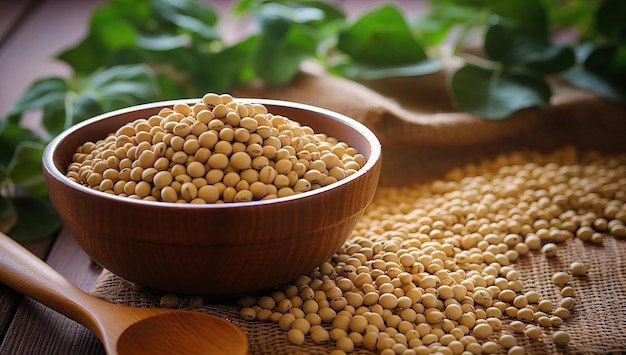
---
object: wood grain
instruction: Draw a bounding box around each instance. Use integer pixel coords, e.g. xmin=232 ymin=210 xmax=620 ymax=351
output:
xmin=0 ymin=237 xmax=55 ymax=350
xmin=0 ymin=230 xmax=105 ymax=355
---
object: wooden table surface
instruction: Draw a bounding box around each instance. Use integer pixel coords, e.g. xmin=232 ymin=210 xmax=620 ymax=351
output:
xmin=0 ymin=1 xmax=421 ymax=354
xmin=1 ymin=2 xmax=110 ymax=353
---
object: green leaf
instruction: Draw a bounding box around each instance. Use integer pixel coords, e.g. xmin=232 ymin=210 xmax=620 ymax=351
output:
xmin=584 ymin=45 xmax=626 ymax=78
xmin=485 ymin=23 xmax=575 ymax=74
xmin=233 ymin=0 xmax=260 ymax=14
xmin=155 ymin=72 xmax=187 ymax=100
xmin=487 ymin=0 xmax=548 ymax=38
xmin=41 ymin=104 xmax=67 ymax=138
xmin=69 ymin=94 xmax=104 ymax=126
xmin=0 ymin=196 xmax=13 ymax=220
xmin=562 ymin=66 xmax=626 ymax=105
xmin=425 ymin=0 xmax=487 ymax=9
xmin=337 ymin=59 xmax=443 ymax=81
xmin=6 ymin=196 xmax=61 ymax=242
xmin=540 ymin=0 xmax=596 ymax=39
xmin=484 ymin=23 xmax=518 ymax=63
xmin=137 ymin=32 xmax=191 ymax=51
xmin=57 ymin=0 xmax=151 ymax=73
xmin=257 ymin=1 xmax=342 ymax=33
xmin=82 ymin=63 xmax=153 ymax=91
xmin=450 ymin=64 xmax=551 ymax=119
xmin=58 ymin=5 xmax=138 ymax=73
xmin=0 ymin=125 xmax=41 ymax=168
xmin=195 ymin=36 xmax=259 ymax=93
xmin=152 ymin=0 xmax=219 ymax=41
xmin=254 ymin=27 xmax=317 ymax=85
xmin=253 ymin=0 xmax=344 ymax=47
xmin=57 ymin=32 xmax=109 ymax=74
xmin=259 ymin=12 xmax=291 ymax=39
xmin=338 ymin=5 xmax=427 ymax=66
xmin=91 ymin=6 xmax=138 ymax=51
xmin=270 ymin=3 xmax=325 ymax=24
xmin=32 ymin=65 xmax=159 ymax=137
xmin=8 ymin=141 xmax=48 ymax=197
xmin=78 ymin=64 xmax=160 ymax=110
xmin=8 ymin=78 xmax=67 ymax=120
xmin=285 ymin=1 xmax=344 ymax=21
xmin=110 ymin=0 xmax=152 ymax=23
xmin=595 ymin=0 xmax=626 ymax=41
xmin=522 ymin=45 xmax=576 ymax=74
xmin=257 ymin=3 xmax=295 ymax=38
xmin=108 ymin=47 xmax=145 ymax=66
xmin=416 ymin=2 xmax=487 ymax=47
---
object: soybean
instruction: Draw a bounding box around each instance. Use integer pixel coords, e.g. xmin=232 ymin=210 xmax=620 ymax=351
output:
xmin=552 ymin=330 xmax=571 ymax=346
xmin=67 ymin=93 xmax=364 ymax=204
xmin=570 ymin=261 xmax=588 ymax=276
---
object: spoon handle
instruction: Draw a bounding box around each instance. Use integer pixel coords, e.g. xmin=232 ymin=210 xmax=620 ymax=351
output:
xmin=0 ymin=232 xmax=101 ymax=333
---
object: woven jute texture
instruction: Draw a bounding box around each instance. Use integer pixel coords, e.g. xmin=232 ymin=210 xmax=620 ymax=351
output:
xmin=90 ymin=66 xmax=626 ymax=354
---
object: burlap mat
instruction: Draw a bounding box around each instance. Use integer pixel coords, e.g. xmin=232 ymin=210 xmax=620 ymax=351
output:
xmin=90 ymin=66 xmax=626 ymax=354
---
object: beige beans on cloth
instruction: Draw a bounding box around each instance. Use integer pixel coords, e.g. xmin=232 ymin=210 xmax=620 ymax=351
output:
xmin=92 ymin=147 xmax=626 ymax=355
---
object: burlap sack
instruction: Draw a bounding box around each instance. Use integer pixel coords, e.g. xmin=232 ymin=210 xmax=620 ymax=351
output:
xmin=90 ymin=64 xmax=626 ymax=354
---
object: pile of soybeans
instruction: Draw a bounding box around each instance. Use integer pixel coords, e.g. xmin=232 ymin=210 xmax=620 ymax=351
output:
xmin=229 ymin=147 xmax=626 ymax=355
xmin=66 ymin=93 xmax=364 ymax=203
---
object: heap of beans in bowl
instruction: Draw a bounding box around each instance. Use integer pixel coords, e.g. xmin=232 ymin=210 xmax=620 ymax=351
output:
xmin=66 ymin=93 xmax=365 ymax=203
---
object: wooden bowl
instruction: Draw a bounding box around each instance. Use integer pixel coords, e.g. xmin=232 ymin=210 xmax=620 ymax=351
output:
xmin=42 ymin=99 xmax=382 ymax=297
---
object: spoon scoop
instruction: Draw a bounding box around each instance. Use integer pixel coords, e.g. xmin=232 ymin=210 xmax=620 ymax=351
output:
xmin=0 ymin=232 xmax=249 ymax=355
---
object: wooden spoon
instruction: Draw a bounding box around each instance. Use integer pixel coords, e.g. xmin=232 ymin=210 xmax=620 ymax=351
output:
xmin=0 ymin=232 xmax=249 ymax=355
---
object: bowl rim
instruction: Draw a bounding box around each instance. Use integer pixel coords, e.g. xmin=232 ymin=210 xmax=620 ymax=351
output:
xmin=43 ymin=98 xmax=382 ymax=209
